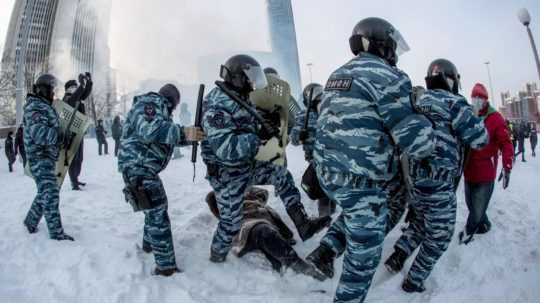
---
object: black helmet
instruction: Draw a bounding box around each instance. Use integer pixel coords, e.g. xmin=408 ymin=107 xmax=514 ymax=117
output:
xmin=159 ymin=84 xmax=181 ymax=112
xmin=33 ymin=73 xmax=58 ymax=102
xmin=264 ymin=67 xmax=279 ymax=78
xmin=349 ymin=17 xmax=409 ymax=66
xmin=302 ymin=83 xmax=324 ymax=108
xmin=220 ymin=54 xmax=267 ymax=95
xmin=425 ymin=59 xmax=461 ymax=95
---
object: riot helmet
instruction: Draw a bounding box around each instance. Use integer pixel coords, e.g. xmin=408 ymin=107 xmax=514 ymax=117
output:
xmin=349 ymin=17 xmax=410 ymax=66
xmin=425 ymin=59 xmax=461 ymax=95
xmin=64 ymin=79 xmax=78 ymax=95
xmin=302 ymin=83 xmax=324 ymax=108
xmin=33 ymin=73 xmax=58 ymax=102
xmin=220 ymin=54 xmax=267 ymax=95
xmin=159 ymin=84 xmax=181 ymax=113
xmin=264 ymin=67 xmax=280 ymax=78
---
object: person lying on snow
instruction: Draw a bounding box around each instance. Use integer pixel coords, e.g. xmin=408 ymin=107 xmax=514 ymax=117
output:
xmin=205 ymin=187 xmax=326 ymax=281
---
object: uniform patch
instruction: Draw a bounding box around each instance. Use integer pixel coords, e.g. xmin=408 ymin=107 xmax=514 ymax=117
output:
xmin=325 ymin=78 xmax=353 ymax=91
xmin=144 ymin=104 xmax=156 ymax=119
xmin=209 ymin=112 xmax=225 ymax=129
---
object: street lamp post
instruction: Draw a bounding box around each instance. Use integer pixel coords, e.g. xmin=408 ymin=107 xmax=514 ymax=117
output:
xmin=307 ymin=63 xmax=313 ymax=84
xmin=484 ymin=61 xmax=497 ymax=108
xmin=518 ymin=8 xmax=540 ymax=81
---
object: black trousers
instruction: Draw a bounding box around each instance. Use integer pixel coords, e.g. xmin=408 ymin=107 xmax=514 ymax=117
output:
xmin=98 ymin=139 xmax=108 ymax=155
xmin=464 ymin=181 xmax=494 ymax=234
xmin=69 ymin=140 xmax=84 ymax=186
xmin=8 ymin=157 xmax=15 ymax=172
xmin=114 ymin=139 xmax=120 ymax=157
xmin=18 ymin=150 xmax=26 ymax=167
xmin=244 ymin=224 xmax=299 ymax=272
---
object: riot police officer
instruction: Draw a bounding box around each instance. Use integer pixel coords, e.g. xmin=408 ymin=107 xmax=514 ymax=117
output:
xmin=201 ymin=54 xmax=330 ymax=263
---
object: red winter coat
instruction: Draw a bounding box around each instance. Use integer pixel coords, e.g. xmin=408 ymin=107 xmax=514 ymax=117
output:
xmin=464 ymin=105 xmax=513 ymax=183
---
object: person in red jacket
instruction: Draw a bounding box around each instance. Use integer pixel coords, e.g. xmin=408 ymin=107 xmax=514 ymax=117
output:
xmin=460 ymin=83 xmax=514 ymax=244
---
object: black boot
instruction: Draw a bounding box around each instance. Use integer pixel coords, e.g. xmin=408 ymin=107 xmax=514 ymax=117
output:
xmin=154 ymin=267 xmax=181 ymax=277
xmin=290 ymin=259 xmax=327 ymax=281
xmin=318 ymin=198 xmax=337 ymax=217
xmin=23 ymin=219 xmax=38 ymax=234
xmin=52 ymin=233 xmax=75 ymax=241
xmin=402 ymin=278 xmax=425 ymax=293
xmin=209 ymin=249 xmax=227 ymax=263
xmin=385 ymin=247 xmax=408 ymax=274
xmin=306 ymin=244 xmax=336 ymax=279
xmin=287 ymin=204 xmax=331 ymax=241
xmin=142 ymin=240 xmax=152 ymax=253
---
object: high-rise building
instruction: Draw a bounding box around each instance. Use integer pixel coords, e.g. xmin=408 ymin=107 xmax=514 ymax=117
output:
xmin=1 ymin=0 xmax=112 ymax=123
xmin=266 ymin=0 xmax=302 ymax=98
xmin=2 ymin=0 xmax=59 ymax=90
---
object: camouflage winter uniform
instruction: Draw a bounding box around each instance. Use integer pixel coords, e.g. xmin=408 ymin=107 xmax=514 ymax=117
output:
xmin=314 ymin=53 xmax=435 ymax=303
xmin=394 ymin=89 xmax=488 ymax=289
xmin=317 ymin=169 xmax=410 ymax=257
xmin=201 ymin=87 xmax=305 ymax=259
xmin=22 ymin=95 xmax=66 ymax=239
xmin=118 ymin=92 xmax=187 ymax=271
xmin=290 ymin=109 xmax=318 ymax=161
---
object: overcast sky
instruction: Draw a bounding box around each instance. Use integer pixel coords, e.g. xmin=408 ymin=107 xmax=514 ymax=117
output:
xmin=1 ymin=0 xmax=540 ymax=107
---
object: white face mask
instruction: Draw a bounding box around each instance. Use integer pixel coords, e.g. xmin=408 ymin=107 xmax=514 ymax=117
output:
xmin=471 ymin=97 xmax=485 ymax=115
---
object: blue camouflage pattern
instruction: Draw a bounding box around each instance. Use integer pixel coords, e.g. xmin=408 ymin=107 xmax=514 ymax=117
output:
xmin=118 ymin=92 xmax=188 ymax=270
xmin=314 ymin=53 xmax=435 ymax=303
xmin=118 ymin=92 xmax=187 ymax=175
xmin=290 ymin=109 xmax=318 ymax=161
xmin=314 ymin=53 xmax=435 ymax=182
xmin=22 ymin=95 xmax=67 ymax=239
xmin=201 ymin=87 xmax=303 ymax=258
xmin=201 ymin=87 xmax=260 ymax=167
xmin=319 ymin=171 xmax=409 ymax=256
xmin=394 ymin=89 xmax=489 ymax=289
xmin=123 ymin=173 xmax=176 ymax=270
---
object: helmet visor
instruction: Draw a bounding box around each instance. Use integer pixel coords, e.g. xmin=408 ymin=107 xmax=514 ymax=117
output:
xmin=310 ymin=85 xmax=324 ymax=101
xmin=243 ymin=65 xmax=268 ymax=90
xmin=390 ymin=29 xmax=410 ymax=56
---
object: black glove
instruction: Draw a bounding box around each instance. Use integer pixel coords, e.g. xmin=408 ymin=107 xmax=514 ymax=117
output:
xmin=498 ymin=169 xmax=511 ymax=190
xmin=258 ymin=123 xmax=279 ymax=142
xmin=298 ymin=130 xmax=308 ymax=142
xmin=85 ymin=72 xmax=92 ymax=82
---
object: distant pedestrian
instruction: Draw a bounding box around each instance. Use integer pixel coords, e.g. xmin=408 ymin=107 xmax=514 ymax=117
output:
xmin=14 ymin=125 xmax=26 ymax=167
xmin=530 ymin=122 xmax=537 ymax=157
xmin=4 ymin=131 xmax=16 ymax=172
xmin=111 ymin=116 xmax=123 ymax=157
xmin=96 ymin=119 xmax=108 ymax=155
xmin=514 ymin=121 xmax=528 ymax=162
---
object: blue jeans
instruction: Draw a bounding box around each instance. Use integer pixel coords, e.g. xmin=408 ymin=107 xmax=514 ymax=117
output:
xmin=464 ymin=181 xmax=494 ymax=234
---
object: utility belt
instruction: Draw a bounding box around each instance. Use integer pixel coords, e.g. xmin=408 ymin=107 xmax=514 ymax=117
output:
xmin=121 ymin=170 xmax=163 ymax=212
xmin=409 ymin=161 xmax=457 ymax=184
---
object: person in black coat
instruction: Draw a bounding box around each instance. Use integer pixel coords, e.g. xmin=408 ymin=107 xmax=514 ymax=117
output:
xmin=4 ymin=131 xmax=16 ymax=172
xmin=111 ymin=115 xmax=123 ymax=157
xmin=96 ymin=119 xmax=108 ymax=155
xmin=515 ymin=121 xmax=529 ymax=162
xmin=530 ymin=122 xmax=538 ymax=157
xmin=64 ymin=73 xmax=92 ymax=190
xmin=14 ymin=125 xmax=26 ymax=167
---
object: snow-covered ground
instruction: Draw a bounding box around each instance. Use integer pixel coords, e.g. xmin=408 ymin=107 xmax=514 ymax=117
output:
xmin=0 ymin=139 xmax=539 ymax=303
